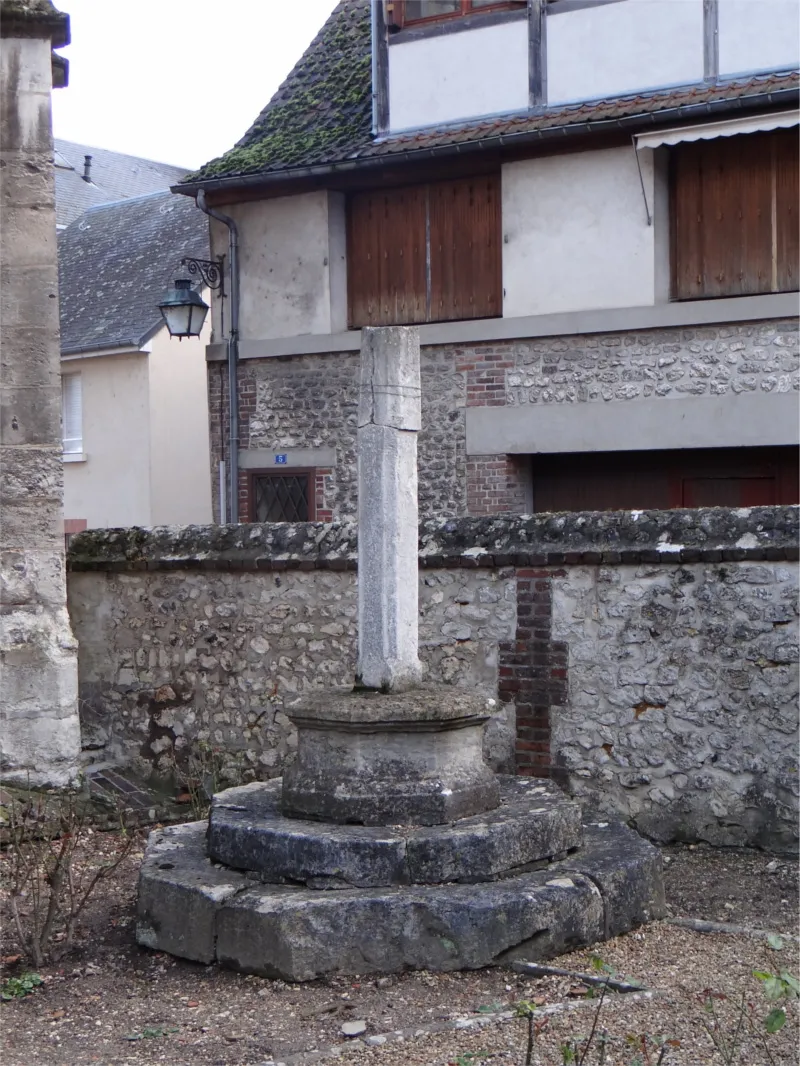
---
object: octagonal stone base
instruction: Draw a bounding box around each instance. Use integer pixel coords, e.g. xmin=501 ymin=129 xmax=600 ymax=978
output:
xmin=281 ymin=687 xmax=500 ymax=826
xmin=137 ymin=819 xmax=665 ymax=981
xmin=209 ymin=776 xmax=583 ymax=888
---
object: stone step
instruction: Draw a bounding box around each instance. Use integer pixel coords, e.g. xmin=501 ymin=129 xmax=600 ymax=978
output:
xmin=207 ymin=776 xmax=583 ymax=888
xmin=137 ymin=818 xmax=665 ymax=982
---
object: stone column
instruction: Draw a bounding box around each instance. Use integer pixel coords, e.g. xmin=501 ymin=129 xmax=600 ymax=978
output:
xmin=0 ymin=1 xmax=81 ymax=787
xmin=356 ymin=326 xmax=423 ymax=692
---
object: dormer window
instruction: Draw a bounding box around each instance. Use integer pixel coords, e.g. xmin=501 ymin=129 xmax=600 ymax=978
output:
xmin=388 ymin=0 xmax=525 ymax=30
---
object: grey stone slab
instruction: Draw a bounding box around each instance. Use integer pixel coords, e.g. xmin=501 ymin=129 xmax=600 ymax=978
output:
xmin=215 ymin=868 xmax=604 ymax=982
xmin=136 ymin=822 xmax=248 ymax=965
xmin=560 ymin=820 xmax=666 ymax=936
xmin=209 ymin=777 xmax=583 ymax=887
xmin=406 ymin=777 xmax=583 ymax=884
xmin=209 ymin=780 xmax=410 ymax=888
xmin=136 ymin=810 xmax=664 ymax=982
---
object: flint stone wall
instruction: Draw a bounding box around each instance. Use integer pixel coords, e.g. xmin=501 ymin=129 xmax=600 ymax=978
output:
xmin=210 ymin=319 xmax=799 ymax=522
xmin=67 ymin=506 xmax=799 ymax=851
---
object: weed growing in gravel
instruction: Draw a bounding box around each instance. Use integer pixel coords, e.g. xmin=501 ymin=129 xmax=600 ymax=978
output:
xmin=450 ymin=1052 xmax=490 ymax=1066
xmin=0 ymin=972 xmax=42 ymax=1000
xmin=698 ymin=966 xmax=799 ymax=1066
xmin=4 ymin=792 xmax=135 ymax=968
xmin=753 ymin=967 xmax=800 ymax=1034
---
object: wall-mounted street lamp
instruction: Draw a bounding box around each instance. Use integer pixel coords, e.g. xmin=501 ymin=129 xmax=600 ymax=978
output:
xmin=158 ymin=257 xmax=224 ymax=340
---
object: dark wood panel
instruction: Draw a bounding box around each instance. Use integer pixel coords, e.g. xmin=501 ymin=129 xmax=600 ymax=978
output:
xmin=671 ymin=143 xmax=705 ymax=301
xmin=775 ymin=127 xmax=800 ymax=293
xmin=531 ymin=447 xmax=799 ymax=513
xmin=429 ymin=175 xmax=501 ymax=322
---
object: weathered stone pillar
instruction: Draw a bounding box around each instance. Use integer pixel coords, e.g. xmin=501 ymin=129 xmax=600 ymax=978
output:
xmin=356 ymin=326 xmax=423 ymax=692
xmin=0 ymin=1 xmax=81 ymax=787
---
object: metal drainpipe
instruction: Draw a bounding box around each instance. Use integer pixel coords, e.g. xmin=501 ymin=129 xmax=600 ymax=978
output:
xmin=196 ymin=189 xmax=240 ymax=524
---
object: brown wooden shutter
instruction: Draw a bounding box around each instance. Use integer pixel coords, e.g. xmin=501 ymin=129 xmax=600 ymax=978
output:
xmin=347 ymin=187 xmax=427 ymax=327
xmin=429 ymin=175 xmax=501 ymax=322
xmin=671 ymin=129 xmax=799 ymax=300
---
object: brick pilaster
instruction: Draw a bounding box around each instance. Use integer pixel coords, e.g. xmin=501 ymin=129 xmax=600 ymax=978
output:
xmin=499 ymin=569 xmax=568 ymax=778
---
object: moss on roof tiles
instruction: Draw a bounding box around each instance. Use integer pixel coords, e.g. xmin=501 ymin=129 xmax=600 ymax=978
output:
xmin=184 ymin=0 xmax=798 ymax=188
xmin=187 ymin=0 xmax=371 ymax=182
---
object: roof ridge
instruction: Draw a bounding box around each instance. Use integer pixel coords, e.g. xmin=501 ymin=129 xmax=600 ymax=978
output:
xmin=54 ymin=137 xmax=189 ymax=172
xmin=75 ymin=187 xmax=182 ymax=218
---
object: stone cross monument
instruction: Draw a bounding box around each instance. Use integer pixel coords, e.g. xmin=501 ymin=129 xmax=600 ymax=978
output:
xmin=137 ymin=326 xmax=665 ymax=982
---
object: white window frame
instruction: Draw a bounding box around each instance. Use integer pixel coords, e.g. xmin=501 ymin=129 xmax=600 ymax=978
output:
xmin=62 ymin=372 xmax=84 ymax=458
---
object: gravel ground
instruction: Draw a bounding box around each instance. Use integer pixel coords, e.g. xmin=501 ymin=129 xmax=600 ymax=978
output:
xmin=0 ymin=830 xmax=797 ymax=1066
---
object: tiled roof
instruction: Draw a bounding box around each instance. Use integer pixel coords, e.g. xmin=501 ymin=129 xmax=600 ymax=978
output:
xmin=367 ymin=70 xmax=800 ymax=157
xmin=55 ymin=139 xmax=190 ymax=227
xmin=58 ymin=189 xmax=209 ymax=355
xmin=186 ymin=0 xmax=798 ymax=187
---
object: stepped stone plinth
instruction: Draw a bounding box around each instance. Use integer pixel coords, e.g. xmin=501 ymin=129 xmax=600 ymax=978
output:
xmin=138 ymin=814 xmax=664 ymax=981
xmin=135 ymin=325 xmax=665 ymax=981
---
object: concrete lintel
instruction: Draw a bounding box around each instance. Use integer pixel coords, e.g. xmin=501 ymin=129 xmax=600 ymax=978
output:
xmin=466 ymin=391 xmax=800 ymax=456
xmin=238 ymin=448 xmax=337 ymax=470
xmin=206 ymin=293 xmax=799 ymax=363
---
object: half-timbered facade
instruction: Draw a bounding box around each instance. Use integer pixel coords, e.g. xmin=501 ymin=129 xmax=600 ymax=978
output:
xmin=176 ymin=0 xmax=799 ymax=522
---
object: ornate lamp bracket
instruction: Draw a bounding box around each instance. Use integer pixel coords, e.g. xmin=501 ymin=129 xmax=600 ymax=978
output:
xmin=181 ymin=257 xmax=225 ymax=296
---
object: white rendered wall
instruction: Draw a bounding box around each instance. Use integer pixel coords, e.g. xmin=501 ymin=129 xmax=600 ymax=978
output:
xmin=546 ymin=0 xmax=704 ymax=105
xmin=209 ymin=191 xmax=346 ymax=341
xmin=502 ymin=146 xmax=657 ymax=318
xmin=718 ymin=0 xmax=800 ymax=77
xmin=148 ymin=320 xmax=213 ymax=525
xmin=62 ymin=352 xmax=151 ymax=528
xmin=388 ymin=20 xmax=529 ymax=131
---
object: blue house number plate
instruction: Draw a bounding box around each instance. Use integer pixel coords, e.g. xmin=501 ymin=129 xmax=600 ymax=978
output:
xmin=275 ymin=454 xmax=288 ymax=465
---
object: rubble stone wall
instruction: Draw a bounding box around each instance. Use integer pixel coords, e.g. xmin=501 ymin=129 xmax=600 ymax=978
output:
xmin=67 ymin=506 xmax=799 ymax=851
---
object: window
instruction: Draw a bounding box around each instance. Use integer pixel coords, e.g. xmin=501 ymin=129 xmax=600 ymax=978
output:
xmin=347 ymin=175 xmax=501 ymax=327
xmin=389 ymin=1 xmax=525 ymax=28
xmin=250 ymin=471 xmax=314 ymax=522
xmin=670 ymin=129 xmax=799 ymax=300
xmin=62 ymin=373 xmax=82 ymax=454
xmin=530 ymin=447 xmax=799 ymax=513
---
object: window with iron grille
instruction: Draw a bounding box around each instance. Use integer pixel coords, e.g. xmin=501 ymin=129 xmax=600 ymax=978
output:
xmin=250 ymin=470 xmax=314 ymax=523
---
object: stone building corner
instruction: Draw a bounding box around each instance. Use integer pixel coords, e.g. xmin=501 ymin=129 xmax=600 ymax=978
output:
xmin=0 ymin=0 xmax=81 ymax=787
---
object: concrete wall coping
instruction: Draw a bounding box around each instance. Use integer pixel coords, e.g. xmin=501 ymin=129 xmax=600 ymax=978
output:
xmin=67 ymin=506 xmax=799 ymax=573
xmin=205 ymin=293 xmax=799 ymax=362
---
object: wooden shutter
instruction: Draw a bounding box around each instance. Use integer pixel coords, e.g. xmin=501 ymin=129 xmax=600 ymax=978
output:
xmin=671 ymin=129 xmax=799 ymax=300
xmin=347 ymin=187 xmax=427 ymax=327
xmin=62 ymin=373 xmax=82 ymax=453
xmin=429 ymin=175 xmax=501 ymax=322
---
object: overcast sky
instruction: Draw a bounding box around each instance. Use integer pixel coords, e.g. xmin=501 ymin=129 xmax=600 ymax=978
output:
xmin=51 ymin=0 xmax=339 ymax=170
